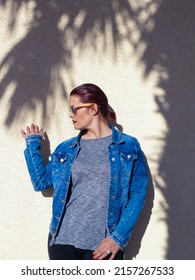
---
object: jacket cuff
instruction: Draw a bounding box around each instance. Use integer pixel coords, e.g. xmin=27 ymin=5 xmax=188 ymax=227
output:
xmin=25 ymin=135 xmax=42 ymax=144
xmin=107 ymin=231 xmax=127 ymax=250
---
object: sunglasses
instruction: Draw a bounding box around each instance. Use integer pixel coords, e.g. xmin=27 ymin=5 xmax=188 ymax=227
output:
xmin=69 ymin=103 xmax=94 ymax=116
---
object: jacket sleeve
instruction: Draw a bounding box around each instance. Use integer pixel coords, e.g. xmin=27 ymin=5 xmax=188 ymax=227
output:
xmin=109 ymin=147 xmax=148 ymax=249
xmin=24 ymin=135 xmax=53 ymax=191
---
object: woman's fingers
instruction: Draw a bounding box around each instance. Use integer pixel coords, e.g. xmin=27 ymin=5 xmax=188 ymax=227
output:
xmin=21 ymin=124 xmax=44 ymax=138
xmin=34 ymin=125 xmax=39 ymax=133
xmin=31 ymin=123 xmax=35 ymax=133
xmin=93 ymin=237 xmax=120 ymax=260
xmin=21 ymin=129 xmax=26 ymax=138
xmin=26 ymin=126 xmax=30 ymax=134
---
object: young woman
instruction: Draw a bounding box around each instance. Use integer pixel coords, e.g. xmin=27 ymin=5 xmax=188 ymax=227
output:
xmin=21 ymin=83 xmax=148 ymax=260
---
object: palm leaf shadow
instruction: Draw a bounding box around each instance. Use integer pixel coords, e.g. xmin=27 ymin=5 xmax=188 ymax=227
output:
xmin=0 ymin=0 xmax=142 ymax=127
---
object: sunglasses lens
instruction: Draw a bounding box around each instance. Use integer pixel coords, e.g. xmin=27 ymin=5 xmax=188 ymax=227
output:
xmin=70 ymin=106 xmax=77 ymax=115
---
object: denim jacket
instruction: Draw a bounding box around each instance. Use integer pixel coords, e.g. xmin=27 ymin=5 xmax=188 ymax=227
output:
xmin=24 ymin=126 xmax=148 ymax=250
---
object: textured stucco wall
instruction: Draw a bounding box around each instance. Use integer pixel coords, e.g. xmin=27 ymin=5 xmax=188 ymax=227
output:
xmin=0 ymin=1 xmax=194 ymax=260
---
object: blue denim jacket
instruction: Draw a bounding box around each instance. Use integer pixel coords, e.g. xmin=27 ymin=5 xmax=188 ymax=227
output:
xmin=24 ymin=126 xmax=148 ymax=249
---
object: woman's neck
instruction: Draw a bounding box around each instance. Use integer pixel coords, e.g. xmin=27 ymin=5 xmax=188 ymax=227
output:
xmin=81 ymin=121 xmax=112 ymax=139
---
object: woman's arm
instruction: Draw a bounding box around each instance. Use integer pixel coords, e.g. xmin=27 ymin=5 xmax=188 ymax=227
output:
xmin=21 ymin=124 xmax=53 ymax=191
xmin=110 ymin=149 xmax=148 ymax=249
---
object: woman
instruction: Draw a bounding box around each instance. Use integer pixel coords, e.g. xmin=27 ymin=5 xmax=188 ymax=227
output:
xmin=21 ymin=83 xmax=148 ymax=260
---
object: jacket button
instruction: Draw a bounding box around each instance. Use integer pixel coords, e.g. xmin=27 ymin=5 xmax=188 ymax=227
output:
xmin=112 ymin=157 xmax=115 ymax=161
xmin=60 ymin=158 xmax=64 ymax=162
xmin=127 ymin=155 xmax=131 ymax=159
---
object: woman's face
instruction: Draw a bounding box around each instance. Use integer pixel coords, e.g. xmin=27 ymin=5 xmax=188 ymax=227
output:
xmin=68 ymin=95 xmax=96 ymax=131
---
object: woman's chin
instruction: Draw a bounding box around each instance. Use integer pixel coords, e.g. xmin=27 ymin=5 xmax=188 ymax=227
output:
xmin=73 ymin=122 xmax=81 ymax=130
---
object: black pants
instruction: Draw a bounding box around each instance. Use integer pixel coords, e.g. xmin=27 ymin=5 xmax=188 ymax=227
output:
xmin=48 ymin=234 xmax=124 ymax=260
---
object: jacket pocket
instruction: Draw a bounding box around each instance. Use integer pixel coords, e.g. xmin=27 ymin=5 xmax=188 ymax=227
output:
xmin=120 ymin=152 xmax=138 ymax=174
xmin=120 ymin=152 xmax=138 ymax=162
xmin=51 ymin=152 xmax=68 ymax=177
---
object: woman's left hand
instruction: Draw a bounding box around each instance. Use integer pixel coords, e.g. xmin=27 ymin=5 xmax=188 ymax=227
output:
xmin=93 ymin=237 xmax=121 ymax=260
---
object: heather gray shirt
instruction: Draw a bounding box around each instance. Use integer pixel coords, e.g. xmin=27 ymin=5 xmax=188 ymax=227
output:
xmin=55 ymin=135 xmax=112 ymax=250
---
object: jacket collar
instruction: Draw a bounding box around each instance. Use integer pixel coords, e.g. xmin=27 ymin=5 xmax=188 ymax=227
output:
xmin=70 ymin=125 xmax=124 ymax=148
xmin=70 ymin=130 xmax=86 ymax=148
xmin=111 ymin=125 xmax=125 ymax=144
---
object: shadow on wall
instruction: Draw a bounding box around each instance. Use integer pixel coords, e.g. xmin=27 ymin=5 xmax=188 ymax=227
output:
xmin=0 ymin=0 xmax=136 ymax=128
xmin=0 ymin=1 xmax=72 ymax=127
xmin=126 ymin=159 xmax=154 ymax=260
xmin=140 ymin=0 xmax=195 ymax=259
xmin=40 ymin=132 xmax=54 ymax=198
xmin=108 ymin=105 xmax=154 ymax=259
xmin=1 ymin=0 xmax=194 ymax=259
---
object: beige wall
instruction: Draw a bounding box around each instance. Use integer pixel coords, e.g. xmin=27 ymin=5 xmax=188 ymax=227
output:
xmin=0 ymin=1 xmax=194 ymax=260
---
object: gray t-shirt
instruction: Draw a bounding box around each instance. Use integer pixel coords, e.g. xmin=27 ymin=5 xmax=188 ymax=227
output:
xmin=55 ymin=135 xmax=112 ymax=250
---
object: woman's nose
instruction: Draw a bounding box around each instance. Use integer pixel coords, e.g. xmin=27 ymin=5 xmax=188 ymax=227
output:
xmin=69 ymin=112 xmax=73 ymax=118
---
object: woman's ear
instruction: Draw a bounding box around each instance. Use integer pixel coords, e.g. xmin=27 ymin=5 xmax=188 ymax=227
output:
xmin=91 ymin=103 xmax=100 ymax=116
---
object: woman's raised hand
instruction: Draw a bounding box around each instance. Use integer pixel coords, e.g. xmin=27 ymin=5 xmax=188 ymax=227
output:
xmin=21 ymin=123 xmax=44 ymax=139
